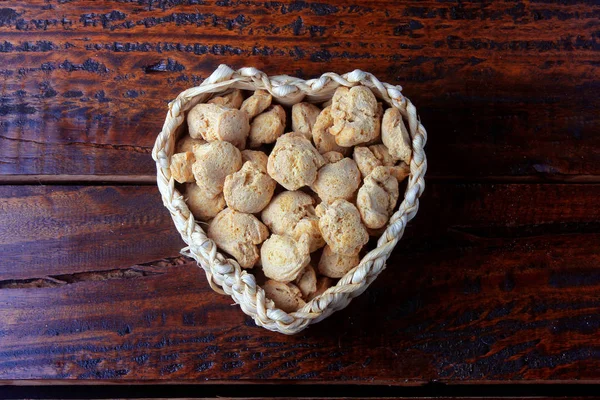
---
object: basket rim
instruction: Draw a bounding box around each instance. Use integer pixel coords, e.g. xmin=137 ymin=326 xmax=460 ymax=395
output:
xmin=152 ymin=64 xmax=428 ymax=335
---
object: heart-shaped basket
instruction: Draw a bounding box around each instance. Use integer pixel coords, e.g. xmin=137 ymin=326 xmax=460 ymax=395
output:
xmin=152 ymin=65 xmax=427 ymax=335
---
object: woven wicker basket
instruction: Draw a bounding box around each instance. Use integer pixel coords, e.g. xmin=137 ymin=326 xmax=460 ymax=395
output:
xmin=152 ymin=65 xmax=427 ymax=335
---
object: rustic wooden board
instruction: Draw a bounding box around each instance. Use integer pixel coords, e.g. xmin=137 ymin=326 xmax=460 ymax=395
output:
xmin=1 ymin=183 xmax=599 ymax=382
xmin=0 ymin=185 xmax=182 ymax=281
xmin=1 ymin=183 xmax=598 ymax=281
xmin=0 ymin=1 xmax=598 ymax=178
xmin=2 ymin=0 xmax=599 ymax=389
xmin=2 ymin=234 xmax=600 ymax=382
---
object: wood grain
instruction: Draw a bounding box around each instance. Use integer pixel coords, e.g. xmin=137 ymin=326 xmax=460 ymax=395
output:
xmin=2 ymin=235 xmax=600 ymax=382
xmin=0 ymin=0 xmax=598 ymax=179
xmin=0 ymin=185 xmax=182 ymax=280
xmin=0 ymin=183 xmax=598 ymax=382
xmin=2 ymin=0 xmax=599 ymax=387
xmin=1 ymin=183 xmax=598 ymax=281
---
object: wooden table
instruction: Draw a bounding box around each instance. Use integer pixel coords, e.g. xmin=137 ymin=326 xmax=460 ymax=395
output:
xmin=1 ymin=0 xmax=599 ymax=396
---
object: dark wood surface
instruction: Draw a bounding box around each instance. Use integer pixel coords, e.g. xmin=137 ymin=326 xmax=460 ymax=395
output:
xmin=1 ymin=0 xmax=598 ymax=179
xmin=0 ymin=0 xmax=599 ymax=388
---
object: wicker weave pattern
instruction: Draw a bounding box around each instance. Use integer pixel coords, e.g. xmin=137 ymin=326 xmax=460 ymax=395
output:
xmin=152 ymin=65 xmax=428 ymax=335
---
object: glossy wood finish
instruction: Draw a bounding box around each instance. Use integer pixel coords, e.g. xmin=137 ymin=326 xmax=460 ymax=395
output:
xmin=1 ymin=183 xmax=599 ymax=382
xmin=0 ymin=1 xmax=598 ymax=179
xmin=0 ymin=0 xmax=598 ymax=387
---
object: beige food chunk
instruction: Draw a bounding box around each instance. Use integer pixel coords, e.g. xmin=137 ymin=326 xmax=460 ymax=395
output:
xmin=318 ymin=245 xmax=360 ymax=278
xmin=369 ymin=144 xmax=395 ymax=166
xmin=261 ymin=191 xmax=314 ymax=234
xmin=311 ymin=158 xmax=361 ymax=204
xmin=207 ymin=208 xmax=269 ymax=269
xmin=292 ymin=102 xmax=321 ymax=141
xmin=241 ymin=149 xmax=268 ymax=172
xmin=207 ymin=89 xmax=244 ymax=109
xmin=293 ymin=217 xmax=325 ymax=253
xmin=370 ymin=144 xmax=410 ymax=181
xmin=267 ymin=133 xmax=325 ymax=191
xmin=356 ymin=166 xmax=399 ymax=229
xmin=316 ymin=199 xmax=369 ymax=256
xmin=261 ymin=191 xmax=325 ymax=252
xmin=261 ymin=234 xmax=311 ymax=282
xmin=263 ymin=280 xmax=306 ymax=313
xmin=382 ymin=107 xmax=412 ymax=164
xmin=307 ymin=276 xmax=334 ymax=301
xmin=185 ymin=183 xmax=226 ymax=222
xmin=295 ymin=265 xmax=317 ymax=298
xmin=354 ymin=145 xmax=409 ymax=182
xmin=322 ymin=151 xmax=344 ymax=164
xmin=192 ymin=141 xmax=242 ymax=197
xmin=187 ymin=103 xmax=249 ymax=149
xmin=312 ymin=106 xmax=351 ymax=155
xmin=248 ymin=105 xmax=286 ymax=148
xmin=389 ymin=162 xmax=410 ymax=182
xmin=176 ymin=135 xmax=206 ymax=153
xmin=353 ymin=146 xmax=381 ymax=179
xmin=364 ymin=102 xmax=384 ymax=145
xmin=329 ymin=86 xmax=380 ymax=146
xmin=223 ymin=161 xmax=276 ymax=213
xmin=170 ymin=152 xmax=195 ymax=183
xmin=240 ymin=89 xmax=272 ymax=119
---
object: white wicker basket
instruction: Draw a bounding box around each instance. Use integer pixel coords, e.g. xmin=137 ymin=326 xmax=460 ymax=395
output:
xmin=152 ymin=65 xmax=427 ymax=334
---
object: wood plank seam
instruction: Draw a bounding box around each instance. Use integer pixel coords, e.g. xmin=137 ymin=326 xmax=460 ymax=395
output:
xmin=0 ymin=257 xmax=190 ymax=289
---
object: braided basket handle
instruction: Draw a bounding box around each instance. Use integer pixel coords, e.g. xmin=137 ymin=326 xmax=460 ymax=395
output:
xmin=152 ymin=65 xmax=427 ymax=334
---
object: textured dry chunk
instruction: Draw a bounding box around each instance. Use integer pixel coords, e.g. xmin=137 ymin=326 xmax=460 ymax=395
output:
xmin=248 ymin=105 xmax=286 ymax=148
xmin=322 ymin=151 xmax=344 ymax=164
xmin=241 ymin=149 xmax=269 ymax=172
xmin=292 ymin=217 xmax=325 ymax=252
xmin=267 ymin=133 xmax=325 ymax=190
xmin=261 ymin=191 xmax=314 ymax=234
xmin=207 ymin=89 xmax=244 ymax=109
xmin=261 ymin=191 xmax=325 ymax=252
xmin=307 ymin=276 xmax=334 ymax=301
xmin=357 ymin=166 xmax=399 ymax=229
xmin=295 ymin=265 xmax=317 ymax=298
xmin=223 ymin=161 xmax=276 ymax=213
xmin=329 ymin=86 xmax=379 ymax=146
xmin=176 ymin=135 xmax=206 ymax=153
xmin=192 ymin=141 xmax=242 ymax=197
xmin=240 ymin=89 xmax=272 ymax=119
xmin=353 ymin=146 xmax=381 ymax=179
xmin=364 ymin=102 xmax=384 ymax=145
xmin=261 ymin=234 xmax=311 ymax=282
xmin=318 ymin=245 xmax=360 ymax=278
xmin=263 ymin=280 xmax=306 ymax=313
xmin=208 ymin=208 xmax=269 ymax=269
xmin=170 ymin=152 xmax=195 ymax=183
xmin=312 ymin=106 xmax=351 ymax=155
xmin=185 ymin=183 xmax=226 ymax=222
xmin=369 ymin=144 xmax=396 ymax=166
xmin=292 ymin=102 xmax=321 ymax=141
xmin=316 ymin=199 xmax=369 ymax=256
xmin=354 ymin=145 xmax=409 ymax=182
xmin=382 ymin=107 xmax=412 ymax=163
xmin=187 ymin=103 xmax=250 ymax=149
xmin=389 ymin=162 xmax=410 ymax=182
xmin=311 ymin=158 xmax=361 ymax=204
xmin=370 ymin=144 xmax=410 ymax=182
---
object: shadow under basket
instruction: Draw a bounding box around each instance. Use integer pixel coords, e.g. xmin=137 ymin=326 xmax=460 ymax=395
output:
xmin=152 ymin=64 xmax=428 ymax=335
